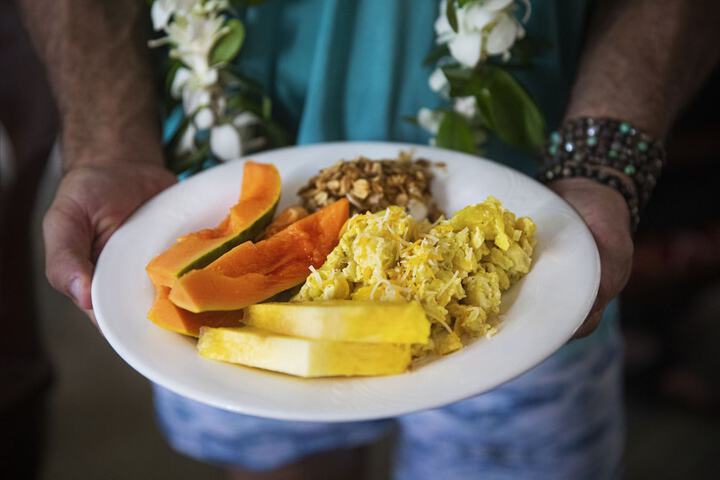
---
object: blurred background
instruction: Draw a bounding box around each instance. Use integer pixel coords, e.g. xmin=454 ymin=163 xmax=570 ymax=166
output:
xmin=1 ymin=1 xmax=719 ymax=479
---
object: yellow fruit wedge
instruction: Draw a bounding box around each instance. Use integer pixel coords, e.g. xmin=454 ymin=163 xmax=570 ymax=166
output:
xmin=197 ymin=326 xmax=411 ymax=377
xmin=243 ymin=301 xmax=430 ymax=344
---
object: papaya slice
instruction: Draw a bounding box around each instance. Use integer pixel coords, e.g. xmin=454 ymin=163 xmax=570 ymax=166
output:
xmin=148 ymin=287 xmax=243 ymax=337
xmin=146 ymin=161 xmax=281 ymax=287
xmin=169 ymin=199 xmax=349 ymax=312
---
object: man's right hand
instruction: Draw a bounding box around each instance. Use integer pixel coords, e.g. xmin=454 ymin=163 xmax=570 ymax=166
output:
xmin=43 ymin=161 xmax=176 ymax=312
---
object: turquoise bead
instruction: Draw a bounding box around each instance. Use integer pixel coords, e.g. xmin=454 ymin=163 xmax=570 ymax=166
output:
xmin=636 ymin=141 xmax=649 ymax=152
xmin=587 ymin=136 xmax=598 ymax=146
xmin=619 ymin=122 xmax=631 ymax=134
xmin=624 ymin=165 xmax=636 ymax=175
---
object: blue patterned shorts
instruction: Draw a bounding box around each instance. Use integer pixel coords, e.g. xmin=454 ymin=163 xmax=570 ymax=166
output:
xmin=154 ymin=303 xmax=624 ymax=480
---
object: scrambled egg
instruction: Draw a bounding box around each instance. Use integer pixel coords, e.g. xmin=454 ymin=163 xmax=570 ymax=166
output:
xmin=293 ymin=197 xmax=536 ymax=356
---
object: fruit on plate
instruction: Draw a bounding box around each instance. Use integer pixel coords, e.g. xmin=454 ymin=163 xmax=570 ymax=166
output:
xmin=169 ymin=198 xmax=349 ymax=312
xmin=244 ymin=301 xmax=430 ymax=344
xmin=148 ymin=287 xmax=243 ymax=337
xmin=197 ymin=326 xmax=411 ymax=377
xmin=146 ymin=161 xmax=281 ymax=287
xmin=259 ymin=205 xmax=308 ymax=239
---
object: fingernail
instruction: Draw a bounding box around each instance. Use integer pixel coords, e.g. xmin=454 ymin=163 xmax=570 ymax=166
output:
xmin=69 ymin=277 xmax=84 ymax=306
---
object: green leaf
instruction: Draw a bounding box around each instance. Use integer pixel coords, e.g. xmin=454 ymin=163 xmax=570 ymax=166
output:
xmin=168 ymin=143 xmax=210 ymax=175
xmin=223 ymin=68 xmax=266 ymax=95
xmin=444 ymin=66 xmax=545 ymax=151
xmin=423 ymin=44 xmax=450 ymax=66
xmin=458 ymin=0 xmax=474 ymax=6
xmin=164 ymin=112 xmax=190 ymax=154
xmin=262 ymin=120 xmax=290 ymax=148
xmin=477 ymin=66 xmax=545 ymax=151
xmin=403 ymin=115 xmax=420 ymax=126
xmin=261 ymin=96 xmax=272 ymax=120
xmin=164 ymin=59 xmax=183 ymax=96
xmin=436 ymin=111 xmax=475 ymax=153
xmin=441 ymin=67 xmax=474 ymax=96
xmin=446 ymin=1 xmax=459 ymax=32
xmin=209 ymin=19 xmax=245 ymax=66
xmin=226 ymin=92 xmax=263 ymax=117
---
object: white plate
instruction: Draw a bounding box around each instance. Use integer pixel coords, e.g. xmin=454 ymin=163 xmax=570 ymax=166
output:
xmin=92 ymin=142 xmax=599 ymax=422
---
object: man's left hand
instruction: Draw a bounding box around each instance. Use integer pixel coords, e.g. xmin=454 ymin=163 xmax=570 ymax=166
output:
xmin=549 ymin=177 xmax=635 ymax=338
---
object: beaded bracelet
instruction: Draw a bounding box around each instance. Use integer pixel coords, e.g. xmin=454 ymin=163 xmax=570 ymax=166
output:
xmin=537 ymin=117 xmax=666 ymax=231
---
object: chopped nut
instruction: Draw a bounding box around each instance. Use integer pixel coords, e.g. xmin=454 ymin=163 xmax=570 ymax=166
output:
xmin=352 ymin=179 xmax=370 ymax=199
xmin=297 ymin=154 xmax=444 ymax=221
xmin=388 ymin=175 xmax=403 ymax=186
xmin=327 ymin=179 xmax=340 ymax=192
xmin=340 ymin=176 xmax=352 ymax=195
xmin=407 ymin=198 xmax=428 ymax=220
xmin=367 ymin=192 xmax=383 ymax=206
xmin=314 ymin=191 xmax=329 ymax=205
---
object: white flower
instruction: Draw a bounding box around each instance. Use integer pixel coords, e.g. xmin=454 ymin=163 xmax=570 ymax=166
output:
xmin=448 ymin=32 xmax=484 ymax=68
xmin=481 ymin=0 xmax=514 ymax=12
xmin=176 ymin=122 xmax=196 ymax=155
xmin=194 ymin=107 xmax=215 ymax=129
xmin=171 ymin=66 xmax=217 ymax=113
xmin=453 ymin=96 xmax=477 ymax=120
xmin=417 ymin=108 xmax=445 ymax=135
xmin=486 ymin=12 xmax=524 ymax=61
xmin=428 ymin=68 xmax=449 ymax=96
xmin=152 ymin=8 xmax=226 ymax=116
xmin=183 ymin=87 xmax=211 ymax=115
xmin=434 ymin=1 xmax=455 ymax=43
xmin=233 ymin=112 xmax=259 ymax=128
xmin=438 ymin=0 xmax=529 ymax=67
xmin=166 ymin=11 xmax=226 ymax=76
xmin=210 ymin=124 xmax=242 ymax=161
xmin=150 ymin=0 xmax=196 ymax=31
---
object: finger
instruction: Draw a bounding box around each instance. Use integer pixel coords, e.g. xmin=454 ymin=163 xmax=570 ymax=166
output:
xmin=571 ymin=255 xmax=617 ymax=340
xmin=91 ymin=218 xmax=122 ymax=262
xmin=42 ymin=203 xmax=95 ymax=310
xmin=572 ymin=310 xmax=603 ymax=339
xmin=83 ymin=308 xmax=103 ymax=334
xmin=572 ymin=234 xmax=633 ymax=340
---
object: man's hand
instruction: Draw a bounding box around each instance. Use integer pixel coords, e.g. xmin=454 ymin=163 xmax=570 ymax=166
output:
xmin=17 ymin=0 xmax=170 ymax=317
xmin=549 ymin=178 xmax=634 ymax=338
xmin=43 ymin=162 xmax=176 ymax=311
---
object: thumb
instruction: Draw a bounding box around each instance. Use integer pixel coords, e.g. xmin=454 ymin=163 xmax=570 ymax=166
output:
xmin=42 ymin=203 xmax=95 ymax=310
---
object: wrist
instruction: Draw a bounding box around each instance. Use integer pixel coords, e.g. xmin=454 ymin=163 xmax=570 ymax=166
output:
xmin=61 ymin=122 xmax=165 ymax=171
xmin=538 ymin=117 xmax=665 ymax=231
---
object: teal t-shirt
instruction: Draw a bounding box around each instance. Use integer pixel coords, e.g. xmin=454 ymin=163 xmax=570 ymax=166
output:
xmin=235 ymin=0 xmax=591 ymax=173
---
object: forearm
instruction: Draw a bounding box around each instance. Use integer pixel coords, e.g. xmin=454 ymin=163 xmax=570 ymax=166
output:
xmin=18 ymin=0 xmax=163 ymax=168
xmin=566 ymin=0 xmax=720 ymax=138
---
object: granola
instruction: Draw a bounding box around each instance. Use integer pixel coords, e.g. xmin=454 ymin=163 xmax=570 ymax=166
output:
xmin=298 ymin=153 xmax=444 ymax=221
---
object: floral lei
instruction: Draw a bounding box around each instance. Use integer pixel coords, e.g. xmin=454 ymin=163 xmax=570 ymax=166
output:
xmin=150 ymin=0 xmax=543 ymax=174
